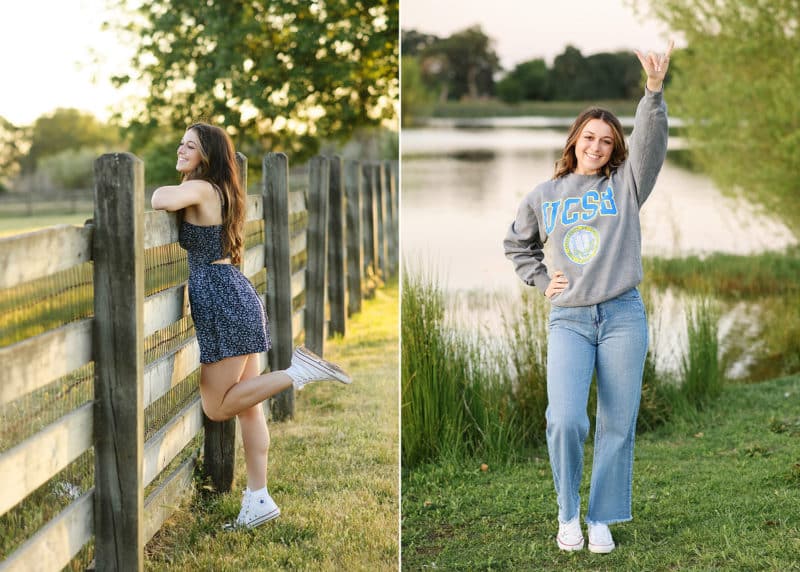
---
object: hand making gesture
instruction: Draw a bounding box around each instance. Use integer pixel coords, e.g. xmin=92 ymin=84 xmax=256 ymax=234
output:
xmin=635 ymin=40 xmax=675 ymax=92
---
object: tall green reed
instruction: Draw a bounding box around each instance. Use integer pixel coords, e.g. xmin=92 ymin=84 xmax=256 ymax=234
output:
xmin=401 ymin=269 xmax=524 ymax=468
xmin=681 ymin=299 xmax=723 ymax=410
xmin=501 ymin=288 xmax=549 ymax=447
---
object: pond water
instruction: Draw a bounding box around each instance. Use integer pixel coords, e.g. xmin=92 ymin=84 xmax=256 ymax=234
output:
xmin=401 ymin=124 xmax=798 ymax=378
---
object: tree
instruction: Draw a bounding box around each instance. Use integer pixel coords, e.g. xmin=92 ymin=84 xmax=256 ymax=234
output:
xmin=419 ymin=25 xmax=501 ymax=101
xmin=549 ymin=45 xmax=592 ymax=100
xmin=641 ymin=0 xmax=800 ymax=227
xmin=0 ymin=117 xmax=30 ymax=190
xmin=401 ymin=29 xmax=439 ymax=57
xmin=112 ymin=0 xmax=398 ymax=163
xmin=401 ymin=56 xmax=435 ymax=127
xmin=37 ymin=148 xmax=99 ymax=190
xmin=496 ymin=58 xmax=550 ymax=103
xmin=584 ymin=52 xmax=642 ymax=99
xmin=21 ymin=108 xmax=119 ymax=174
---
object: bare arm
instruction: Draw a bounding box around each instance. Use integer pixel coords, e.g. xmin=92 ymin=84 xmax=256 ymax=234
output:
xmin=151 ymin=179 xmax=209 ymax=212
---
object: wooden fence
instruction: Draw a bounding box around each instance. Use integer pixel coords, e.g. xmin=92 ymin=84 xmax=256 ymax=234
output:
xmin=0 ymin=152 xmax=398 ymax=571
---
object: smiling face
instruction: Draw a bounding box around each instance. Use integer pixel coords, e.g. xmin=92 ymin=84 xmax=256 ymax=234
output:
xmin=574 ymin=119 xmax=615 ymax=175
xmin=176 ymin=128 xmax=204 ymax=175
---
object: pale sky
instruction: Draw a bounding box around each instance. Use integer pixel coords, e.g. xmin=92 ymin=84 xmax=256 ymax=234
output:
xmin=401 ymin=0 xmax=675 ymax=70
xmin=0 ymin=0 xmax=140 ymax=126
xmin=1 ymin=1 xmax=673 ymax=127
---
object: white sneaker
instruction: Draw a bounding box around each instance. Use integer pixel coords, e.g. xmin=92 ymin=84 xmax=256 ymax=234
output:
xmin=286 ymin=345 xmax=352 ymax=390
xmin=556 ymin=516 xmax=584 ymax=551
xmin=223 ymin=488 xmax=280 ymax=530
xmin=588 ymin=523 xmax=615 ymax=554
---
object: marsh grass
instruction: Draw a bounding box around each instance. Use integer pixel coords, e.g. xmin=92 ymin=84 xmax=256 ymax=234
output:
xmin=644 ymin=249 xmax=800 ymax=381
xmin=402 ymin=270 xmax=728 ymax=469
xmin=401 ymin=270 xmax=523 ymax=467
xmin=682 ymin=299 xmax=722 ymax=411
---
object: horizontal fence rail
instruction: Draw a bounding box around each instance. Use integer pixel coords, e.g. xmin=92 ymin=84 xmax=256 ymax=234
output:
xmin=0 ymin=151 xmax=397 ymax=570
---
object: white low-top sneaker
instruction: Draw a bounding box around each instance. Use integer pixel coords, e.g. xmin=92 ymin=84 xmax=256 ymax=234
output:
xmin=286 ymin=345 xmax=352 ymax=390
xmin=588 ymin=523 xmax=615 ymax=554
xmin=556 ymin=516 xmax=585 ymax=551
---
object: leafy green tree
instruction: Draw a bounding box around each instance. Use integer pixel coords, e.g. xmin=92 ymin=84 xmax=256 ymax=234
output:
xmin=420 ymin=25 xmax=501 ymax=101
xmin=401 ymin=56 xmax=435 ymax=127
xmin=584 ymin=52 xmax=642 ymax=99
xmin=112 ymin=0 xmax=398 ymax=163
xmin=642 ymin=0 xmax=800 ymax=226
xmin=549 ymin=45 xmax=592 ymax=100
xmin=37 ymin=147 xmax=99 ymax=190
xmin=21 ymin=108 xmax=119 ymax=174
xmin=0 ymin=117 xmax=30 ymax=189
xmin=496 ymin=58 xmax=550 ymax=103
xmin=401 ymin=29 xmax=439 ymax=57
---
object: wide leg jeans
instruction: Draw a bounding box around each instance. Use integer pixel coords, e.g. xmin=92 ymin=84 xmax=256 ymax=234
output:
xmin=545 ymin=287 xmax=648 ymax=525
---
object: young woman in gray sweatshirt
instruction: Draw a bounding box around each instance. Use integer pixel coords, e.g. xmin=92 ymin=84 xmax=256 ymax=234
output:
xmin=504 ymin=41 xmax=674 ymax=554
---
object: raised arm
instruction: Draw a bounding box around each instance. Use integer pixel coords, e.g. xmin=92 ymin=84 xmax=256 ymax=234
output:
xmin=151 ymin=179 xmax=209 ymax=212
xmin=624 ymin=41 xmax=674 ymax=206
xmin=635 ymin=40 xmax=674 ymax=93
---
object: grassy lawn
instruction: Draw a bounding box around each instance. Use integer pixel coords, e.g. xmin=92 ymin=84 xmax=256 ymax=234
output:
xmin=145 ymin=281 xmax=399 ymax=571
xmin=0 ymin=213 xmax=92 ymax=237
xmin=402 ymin=375 xmax=800 ymax=571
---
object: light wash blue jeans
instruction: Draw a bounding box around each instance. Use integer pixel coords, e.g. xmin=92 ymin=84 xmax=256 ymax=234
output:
xmin=546 ymin=287 xmax=648 ymax=525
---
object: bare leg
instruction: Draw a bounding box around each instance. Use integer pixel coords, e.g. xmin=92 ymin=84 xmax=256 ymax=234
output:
xmin=236 ymin=354 xmax=269 ymax=491
xmin=200 ymin=354 xmax=292 ymax=421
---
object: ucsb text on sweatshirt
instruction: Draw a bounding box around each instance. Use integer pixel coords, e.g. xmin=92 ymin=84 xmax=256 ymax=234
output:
xmin=503 ymin=88 xmax=668 ymax=307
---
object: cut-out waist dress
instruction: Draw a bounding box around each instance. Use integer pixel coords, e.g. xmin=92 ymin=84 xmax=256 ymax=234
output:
xmin=179 ymin=221 xmax=271 ymax=364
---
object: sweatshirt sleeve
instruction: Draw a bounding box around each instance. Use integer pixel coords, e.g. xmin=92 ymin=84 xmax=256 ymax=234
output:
xmin=623 ymin=87 xmax=669 ymax=207
xmin=503 ymin=191 xmax=550 ymax=294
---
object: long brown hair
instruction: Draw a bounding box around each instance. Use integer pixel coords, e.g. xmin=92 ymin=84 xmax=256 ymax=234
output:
xmin=553 ymin=107 xmax=627 ymax=179
xmin=182 ymin=123 xmax=245 ymax=265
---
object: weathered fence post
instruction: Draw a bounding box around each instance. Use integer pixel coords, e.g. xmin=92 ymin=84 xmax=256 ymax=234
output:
xmin=93 ymin=153 xmax=145 ymax=571
xmin=263 ymin=152 xmax=295 ymax=421
xmin=345 ymin=160 xmax=363 ymax=317
xmin=383 ymin=161 xmax=398 ymax=277
xmin=201 ymin=155 xmax=247 ymax=492
xmin=305 ymin=156 xmax=330 ymax=355
xmin=361 ymin=163 xmax=376 ymax=294
xmin=327 ymin=156 xmax=346 ymax=337
xmin=374 ymin=162 xmax=387 ymax=281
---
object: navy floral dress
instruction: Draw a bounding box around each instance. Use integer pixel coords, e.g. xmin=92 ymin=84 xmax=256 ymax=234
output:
xmin=179 ymin=221 xmax=271 ymax=364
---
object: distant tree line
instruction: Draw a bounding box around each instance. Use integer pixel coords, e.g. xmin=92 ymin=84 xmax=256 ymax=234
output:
xmin=402 ymin=27 xmax=645 ymax=104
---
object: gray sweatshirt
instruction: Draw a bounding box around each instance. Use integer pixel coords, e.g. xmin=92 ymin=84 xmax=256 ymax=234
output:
xmin=503 ymin=88 xmax=668 ymax=307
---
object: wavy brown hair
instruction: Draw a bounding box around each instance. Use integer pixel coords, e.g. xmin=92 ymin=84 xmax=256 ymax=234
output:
xmin=182 ymin=123 xmax=245 ymax=265
xmin=553 ymin=107 xmax=627 ymax=179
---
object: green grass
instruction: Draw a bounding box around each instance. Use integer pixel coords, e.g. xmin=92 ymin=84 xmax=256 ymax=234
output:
xmin=427 ymin=99 xmax=636 ymax=119
xmin=401 ymin=375 xmax=800 ymax=571
xmin=0 ymin=213 xmax=92 ymax=237
xmin=144 ymin=280 xmax=399 ymax=571
xmin=644 ymin=248 xmax=800 ymax=299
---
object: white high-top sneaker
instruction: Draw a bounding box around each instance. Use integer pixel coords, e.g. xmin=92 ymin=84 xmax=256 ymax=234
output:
xmin=557 ymin=516 xmax=585 ymax=551
xmin=224 ymin=488 xmax=280 ymax=530
xmin=588 ymin=523 xmax=615 ymax=553
xmin=285 ymin=345 xmax=352 ymax=390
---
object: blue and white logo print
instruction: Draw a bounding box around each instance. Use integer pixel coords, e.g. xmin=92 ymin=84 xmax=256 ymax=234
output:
xmin=542 ymin=185 xmax=618 ymax=265
xmin=564 ymin=225 xmax=600 ymax=265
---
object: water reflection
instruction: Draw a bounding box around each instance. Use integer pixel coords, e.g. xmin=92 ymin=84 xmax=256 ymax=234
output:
xmin=401 ymin=125 xmax=798 ymax=380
